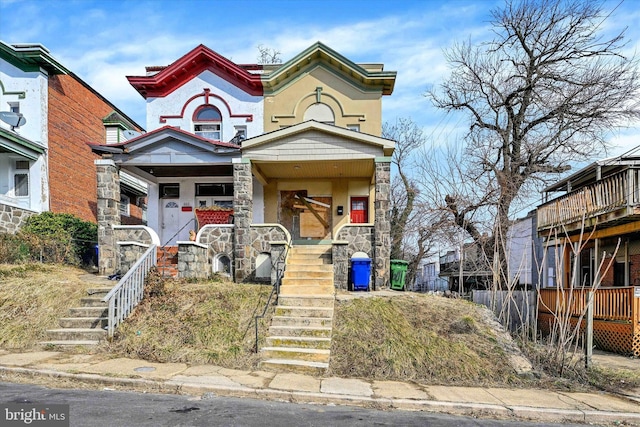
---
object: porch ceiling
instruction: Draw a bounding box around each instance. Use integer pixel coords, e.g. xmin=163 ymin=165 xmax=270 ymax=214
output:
xmin=135 ymin=164 xmax=233 ymax=178
xmin=252 ymin=159 xmax=374 ymax=180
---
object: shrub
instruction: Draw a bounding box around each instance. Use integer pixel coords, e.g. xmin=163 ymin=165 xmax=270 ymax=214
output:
xmin=0 ymin=234 xmax=30 ymax=263
xmin=12 ymin=212 xmax=98 ymax=265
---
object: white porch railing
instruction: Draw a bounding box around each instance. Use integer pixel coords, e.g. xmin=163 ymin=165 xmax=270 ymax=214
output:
xmin=102 ymin=244 xmax=157 ymax=338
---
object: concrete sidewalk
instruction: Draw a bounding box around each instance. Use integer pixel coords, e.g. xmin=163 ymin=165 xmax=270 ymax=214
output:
xmin=0 ymin=350 xmax=638 ymax=425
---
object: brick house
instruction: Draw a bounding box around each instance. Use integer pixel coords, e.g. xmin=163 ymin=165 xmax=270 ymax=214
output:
xmin=92 ymin=42 xmax=397 ymax=289
xmin=0 ymin=41 xmax=145 ymax=234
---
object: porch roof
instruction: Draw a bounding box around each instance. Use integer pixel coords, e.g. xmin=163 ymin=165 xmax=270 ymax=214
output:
xmin=240 ymin=121 xmax=394 ymax=181
xmin=0 ymin=127 xmax=45 ymax=160
xmin=543 ymin=153 xmax=640 ymax=193
xmin=242 ymin=120 xmax=395 ymax=155
xmin=89 ymin=126 xmax=240 ymax=182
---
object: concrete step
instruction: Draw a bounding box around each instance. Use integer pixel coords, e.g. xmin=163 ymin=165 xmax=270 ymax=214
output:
xmin=39 ymin=340 xmax=101 ymax=347
xmin=281 ymin=277 xmax=333 ymax=287
xmin=58 ymin=317 xmax=108 ymax=329
xmin=266 ymin=336 xmax=332 ymax=349
xmin=284 ymin=270 xmax=333 ymax=279
xmin=260 ymin=358 xmax=329 ymax=375
xmin=46 ymin=328 xmax=106 ymax=341
xmin=284 ymin=263 xmax=333 ymax=273
xmin=68 ymin=307 xmax=108 ymax=317
xmin=86 ymin=287 xmax=113 ymax=297
xmin=275 ymin=306 xmax=333 ymax=318
xmin=79 ymin=297 xmax=109 ymax=308
xmin=271 ymin=316 xmax=333 ymax=328
xmin=286 ymin=256 xmax=330 ymax=265
xmin=279 ymin=284 xmax=335 ymax=296
xmin=277 ymin=296 xmax=334 ymax=308
xmin=290 ymin=245 xmax=332 ymax=255
xmin=268 ymin=325 xmax=332 ymax=338
xmin=261 ymin=347 xmax=330 ymax=363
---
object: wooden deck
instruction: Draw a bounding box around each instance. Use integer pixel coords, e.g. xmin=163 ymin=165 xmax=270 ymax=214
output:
xmin=537 ymin=168 xmax=640 ymax=232
xmin=538 ymin=287 xmax=640 ymax=357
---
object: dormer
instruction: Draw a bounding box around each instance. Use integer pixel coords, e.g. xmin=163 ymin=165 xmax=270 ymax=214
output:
xmin=102 ymin=111 xmax=140 ymax=143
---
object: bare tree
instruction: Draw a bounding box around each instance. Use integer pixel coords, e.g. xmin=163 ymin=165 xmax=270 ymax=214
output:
xmin=384 ymin=118 xmax=439 ymax=284
xmin=257 ymin=44 xmax=281 ymax=64
xmin=428 ymin=0 xmax=640 ymax=288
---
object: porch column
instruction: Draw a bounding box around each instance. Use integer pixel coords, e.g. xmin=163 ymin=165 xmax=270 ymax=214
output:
xmin=95 ymin=159 xmax=121 ymax=276
xmin=233 ymin=158 xmax=253 ymax=282
xmin=374 ymin=158 xmax=391 ymax=289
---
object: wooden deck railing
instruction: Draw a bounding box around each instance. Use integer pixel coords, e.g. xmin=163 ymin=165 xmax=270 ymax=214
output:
xmin=537 ymin=168 xmax=640 ymax=229
xmin=539 ymin=287 xmax=640 ymax=327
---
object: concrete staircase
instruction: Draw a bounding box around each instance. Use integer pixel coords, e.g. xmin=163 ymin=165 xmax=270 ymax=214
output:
xmin=260 ymin=244 xmax=335 ymax=375
xmin=41 ymin=285 xmax=111 ymax=347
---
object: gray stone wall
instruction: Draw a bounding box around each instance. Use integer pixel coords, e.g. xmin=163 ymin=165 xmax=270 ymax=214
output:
xmin=113 ymin=227 xmax=154 ymax=245
xmin=332 ymin=241 xmax=349 ymax=290
xmin=96 ymin=160 xmax=121 ymax=276
xmin=0 ymin=204 xmax=35 ymax=234
xmin=249 ymin=225 xmax=289 ymax=282
xmin=233 ymin=161 xmax=253 ymax=282
xmin=178 ymin=242 xmax=209 ymax=279
xmin=199 ymin=225 xmax=234 ymax=273
xmin=117 ymin=243 xmax=148 ymax=273
xmin=374 ymin=159 xmax=391 ymax=289
xmin=335 ymin=225 xmax=374 ymax=290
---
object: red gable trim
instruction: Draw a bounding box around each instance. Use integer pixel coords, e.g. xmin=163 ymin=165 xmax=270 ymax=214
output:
xmin=159 ymin=88 xmax=253 ymax=124
xmin=127 ymin=45 xmax=263 ymax=98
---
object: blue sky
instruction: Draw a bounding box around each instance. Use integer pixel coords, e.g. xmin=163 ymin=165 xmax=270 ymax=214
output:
xmin=1 ymin=0 xmax=639 ymax=157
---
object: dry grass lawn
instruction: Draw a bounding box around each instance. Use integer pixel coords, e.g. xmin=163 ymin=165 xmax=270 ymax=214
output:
xmin=0 ymin=264 xmax=95 ymax=349
xmin=2 ymin=263 xmax=639 ymax=392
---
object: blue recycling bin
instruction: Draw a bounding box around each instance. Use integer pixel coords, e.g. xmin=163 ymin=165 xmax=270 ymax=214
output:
xmin=351 ymin=252 xmax=371 ymax=291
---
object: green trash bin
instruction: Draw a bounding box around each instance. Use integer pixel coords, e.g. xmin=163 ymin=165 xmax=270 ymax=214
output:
xmin=390 ymin=259 xmax=409 ymax=291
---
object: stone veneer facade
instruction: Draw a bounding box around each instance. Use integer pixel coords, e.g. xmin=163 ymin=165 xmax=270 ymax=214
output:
xmin=334 ymin=225 xmax=374 ymax=290
xmin=96 ymin=159 xmax=121 ymax=275
xmin=178 ymin=242 xmax=209 ymax=278
xmin=374 ymin=159 xmax=391 ymax=289
xmin=0 ymin=204 xmax=35 ymax=234
xmin=233 ymin=160 xmax=253 ymax=282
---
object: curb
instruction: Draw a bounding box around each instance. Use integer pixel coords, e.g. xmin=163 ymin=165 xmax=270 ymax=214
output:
xmin=1 ymin=366 xmax=639 ymax=425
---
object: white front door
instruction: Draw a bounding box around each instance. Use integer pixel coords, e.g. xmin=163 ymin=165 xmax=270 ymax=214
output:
xmin=161 ymin=200 xmax=180 ymax=245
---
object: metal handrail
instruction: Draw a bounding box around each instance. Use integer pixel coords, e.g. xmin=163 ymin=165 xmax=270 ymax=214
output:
xmin=102 ymin=244 xmax=157 ymax=337
xmin=254 ymin=244 xmax=290 ymax=353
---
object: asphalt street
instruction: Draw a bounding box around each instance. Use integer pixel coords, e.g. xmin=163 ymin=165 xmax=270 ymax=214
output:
xmin=0 ymin=382 xmax=598 ymax=427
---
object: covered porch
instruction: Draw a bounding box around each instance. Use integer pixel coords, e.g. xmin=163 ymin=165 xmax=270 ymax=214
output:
xmin=237 ymin=121 xmax=393 ymax=288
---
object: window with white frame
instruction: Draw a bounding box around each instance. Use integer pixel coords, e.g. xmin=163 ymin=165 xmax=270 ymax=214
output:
xmin=193 ymin=105 xmax=222 ymax=140
xmin=14 ymin=160 xmax=29 ymax=197
xmin=9 ymin=102 xmax=20 ymax=114
xmin=120 ymin=194 xmax=130 ymax=216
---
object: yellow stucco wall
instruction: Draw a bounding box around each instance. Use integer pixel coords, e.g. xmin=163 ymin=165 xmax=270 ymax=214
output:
xmin=264 ymin=67 xmax=383 ymax=136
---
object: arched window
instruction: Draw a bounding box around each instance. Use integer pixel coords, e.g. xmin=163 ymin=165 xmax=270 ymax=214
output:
xmin=193 ymin=105 xmax=222 ymax=140
xmin=304 ymin=103 xmax=334 ymax=125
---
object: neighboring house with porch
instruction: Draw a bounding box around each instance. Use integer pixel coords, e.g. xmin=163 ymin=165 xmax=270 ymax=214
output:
xmin=536 ymin=152 xmax=640 ymax=356
xmin=92 ymin=42 xmax=396 ymax=290
xmin=0 ymin=41 xmax=145 ymax=234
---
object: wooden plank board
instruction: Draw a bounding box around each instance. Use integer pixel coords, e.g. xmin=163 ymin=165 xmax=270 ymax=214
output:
xmin=301 ymin=212 xmax=326 ymax=238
